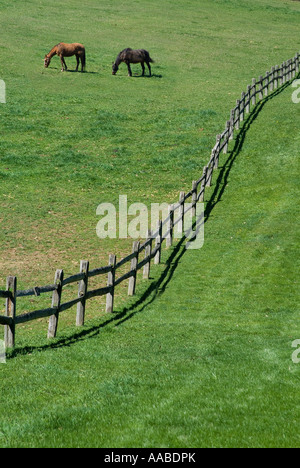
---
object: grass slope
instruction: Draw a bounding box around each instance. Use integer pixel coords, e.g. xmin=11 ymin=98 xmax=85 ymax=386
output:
xmin=0 ymin=0 xmax=299 ymax=448
xmin=0 ymin=0 xmax=299 ymax=290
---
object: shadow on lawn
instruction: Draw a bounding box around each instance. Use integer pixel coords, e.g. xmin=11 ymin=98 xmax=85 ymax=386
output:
xmin=204 ymin=79 xmax=293 ymax=223
xmin=8 ymin=78 xmax=295 ymax=359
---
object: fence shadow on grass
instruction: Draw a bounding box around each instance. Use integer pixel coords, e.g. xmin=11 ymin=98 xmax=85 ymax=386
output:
xmin=7 ymin=76 xmax=297 ymax=359
xmin=8 ymin=237 xmax=187 ymax=359
xmin=112 ymin=78 xmax=295 ymax=328
xmin=204 ymin=79 xmax=293 ymax=223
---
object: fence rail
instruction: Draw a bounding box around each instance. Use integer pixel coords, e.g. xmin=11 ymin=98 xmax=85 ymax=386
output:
xmin=1 ymin=52 xmax=299 ymax=348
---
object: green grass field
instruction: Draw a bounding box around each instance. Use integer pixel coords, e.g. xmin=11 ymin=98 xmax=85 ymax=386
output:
xmin=0 ymin=0 xmax=300 ymax=448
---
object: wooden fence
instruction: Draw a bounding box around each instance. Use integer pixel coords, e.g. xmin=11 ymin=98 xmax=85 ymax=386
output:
xmin=1 ymin=52 xmax=299 ymax=349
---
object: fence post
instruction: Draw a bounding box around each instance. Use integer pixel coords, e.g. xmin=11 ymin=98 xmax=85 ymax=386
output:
xmin=106 ymin=254 xmax=116 ymax=313
xmin=143 ymin=230 xmax=152 ymax=280
xmin=259 ymin=75 xmax=263 ymax=100
xmin=279 ymin=64 xmax=283 ymax=86
xmin=177 ymin=191 xmax=185 ymax=237
xmin=128 ymin=241 xmax=140 ymax=296
xmin=206 ymin=162 xmax=213 ymax=187
xmin=270 ymin=66 xmax=275 ymax=92
xmin=292 ymin=57 xmax=296 ymax=78
xmin=229 ymin=109 xmax=234 ymax=140
xmin=282 ymin=62 xmax=287 ymax=84
xmin=265 ymin=71 xmax=269 ymax=96
xmin=224 ymin=121 xmax=230 ymax=153
xmin=282 ymin=62 xmax=286 ymax=84
xmin=76 ymin=260 xmax=89 ymax=326
xmin=166 ymin=204 xmax=174 ymax=248
xmin=283 ymin=61 xmax=287 ymax=83
xmin=274 ymin=65 xmax=279 ymax=89
xmin=246 ymin=86 xmax=250 ymax=113
xmin=199 ymin=166 xmax=207 ymax=202
xmin=251 ymin=78 xmax=256 ymax=106
xmin=191 ymin=181 xmax=197 ymax=218
xmin=288 ymin=60 xmax=291 ymax=81
xmin=214 ymin=135 xmax=221 ymax=169
xmin=240 ymin=92 xmax=245 ymax=122
xmin=154 ymin=220 xmax=162 ymax=265
xmin=4 ymin=276 xmax=17 ymax=348
xmin=48 ymin=269 xmax=64 ymax=339
xmin=235 ymin=100 xmax=240 ymax=130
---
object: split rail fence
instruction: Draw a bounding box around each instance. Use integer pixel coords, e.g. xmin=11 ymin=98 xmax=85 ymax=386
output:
xmin=1 ymin=52 xmax=299 ymax=348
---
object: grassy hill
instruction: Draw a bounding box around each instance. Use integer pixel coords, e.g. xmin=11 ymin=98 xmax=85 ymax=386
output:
xmin=0 ymin=0 xmax=299 ymax=448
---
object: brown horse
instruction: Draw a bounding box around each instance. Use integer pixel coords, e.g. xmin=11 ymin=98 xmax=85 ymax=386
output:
xmin=112 ymin=48 xmax=154 ymax=77
xmin=44 ymin=43 xmax=86 ymax=72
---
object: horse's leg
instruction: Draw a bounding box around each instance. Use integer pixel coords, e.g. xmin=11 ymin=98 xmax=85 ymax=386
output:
xmin=80 ymin=51 xmax=86 ymax=72
xmin=126 ymin=61 xmax=132 ymax=77
xmin=60 ymin=56 xmax=67 ymax=72
xmin=146 ymin=61 xmax=152 ymax=77
xmin=59 ymin=56 xmax=64 ymax=71
xmin=141 ymin=62 xmax=145 ymax=76
xmin=75 ymin=54 xmax=79 ymax=72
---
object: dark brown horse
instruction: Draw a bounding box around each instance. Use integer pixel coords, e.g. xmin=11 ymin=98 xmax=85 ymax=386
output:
xmin=112 ymin=48 xmax=154 ymax=76
xmin=44 ymin=43 xmax=86 ymax=72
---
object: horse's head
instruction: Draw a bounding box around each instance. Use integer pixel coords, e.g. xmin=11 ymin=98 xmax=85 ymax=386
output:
xmin=112 ymin=63 xmax=118 ymax=75
xmin=44 ymin=55 xmax=51 ymax=68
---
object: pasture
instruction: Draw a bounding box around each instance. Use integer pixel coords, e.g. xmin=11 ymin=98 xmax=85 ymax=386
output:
xmin=0 ymin=0 xmax=300 ymax=448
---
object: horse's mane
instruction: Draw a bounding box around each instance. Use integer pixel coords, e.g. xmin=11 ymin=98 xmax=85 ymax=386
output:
xmin=117 ymin=48 xmax=132 ymax=58
xmin=49 ymin=43 xmax=60 ymax=53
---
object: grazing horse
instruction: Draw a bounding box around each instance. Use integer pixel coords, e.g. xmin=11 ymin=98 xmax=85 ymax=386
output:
xmin=112 ymin=48 xmax=154 ymax=76
xmin=44 ymin=43 xmax=86 ymax=72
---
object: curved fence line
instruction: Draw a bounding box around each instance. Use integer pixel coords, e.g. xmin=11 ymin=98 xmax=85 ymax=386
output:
xmin=1 ymin=52 xmax=299 ymax=348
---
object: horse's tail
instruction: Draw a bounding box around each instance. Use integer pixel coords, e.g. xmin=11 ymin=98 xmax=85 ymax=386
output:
xmin=145 ymin=51 xmax=154 ymax=63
